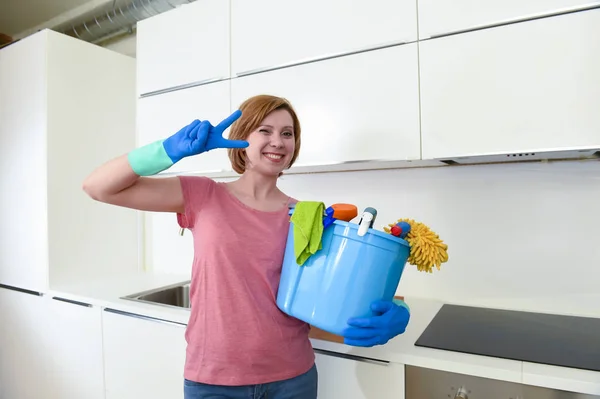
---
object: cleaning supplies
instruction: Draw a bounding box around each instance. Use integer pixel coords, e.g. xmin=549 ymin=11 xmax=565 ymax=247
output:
xmin=357 ymin=207 xmax=377 ymax=237
xmin=384 ymin=218 xmax=448 ymax=273
xmin=289 ymin=201 xmax=326 ymax=265
xmin=323 ymin=206 xmax=336 ymax=229
xmin=389 ymin=221 xmax=411 ymax=239
xmin=330 ymin=203 xmax=358 ymax=222
xmin=278 ymin=207 xmax=411 ymax=336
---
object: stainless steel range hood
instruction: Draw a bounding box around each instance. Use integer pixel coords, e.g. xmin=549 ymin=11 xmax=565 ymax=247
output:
xmin=435 ymin=147 xmax=600 ymax=166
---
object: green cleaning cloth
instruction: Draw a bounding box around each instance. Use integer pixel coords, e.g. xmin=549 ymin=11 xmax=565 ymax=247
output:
xmin=290 ymin=201 xmax=325 ymax=265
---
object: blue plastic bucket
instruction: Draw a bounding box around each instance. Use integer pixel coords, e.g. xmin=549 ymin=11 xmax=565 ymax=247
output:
xmin=276 ymin=209 xmax=410 ymax=336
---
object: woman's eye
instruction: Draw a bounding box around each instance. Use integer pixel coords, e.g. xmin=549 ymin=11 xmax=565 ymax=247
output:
xmin=259 ymin=129 xmax=270 ymax=134
xmin=283 ymin=131 xmax=293 ymax=137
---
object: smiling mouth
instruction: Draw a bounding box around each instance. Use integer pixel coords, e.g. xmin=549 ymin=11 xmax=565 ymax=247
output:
xmin=263 ymin=153 xmax=284 ymax=161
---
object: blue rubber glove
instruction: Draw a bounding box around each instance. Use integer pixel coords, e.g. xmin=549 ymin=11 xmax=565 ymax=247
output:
xmin=128 ymin=110 xmax=248 ymax=176
xmin=342 ymin=299 xmax=410 ymax=347
xmin=163 ymin=110 xmax=247 ymax=163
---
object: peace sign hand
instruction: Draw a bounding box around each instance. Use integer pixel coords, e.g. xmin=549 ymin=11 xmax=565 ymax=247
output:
xmin=163 ymin=110 xmax=248 ymax=163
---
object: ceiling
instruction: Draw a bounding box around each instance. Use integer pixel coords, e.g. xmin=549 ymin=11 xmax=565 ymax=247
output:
xmin=0 ymin=0 xmax=114 ymax=39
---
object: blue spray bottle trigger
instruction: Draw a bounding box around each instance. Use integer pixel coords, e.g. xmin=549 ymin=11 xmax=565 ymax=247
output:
xmin=323 ymin=206 xmax=335 ymax=229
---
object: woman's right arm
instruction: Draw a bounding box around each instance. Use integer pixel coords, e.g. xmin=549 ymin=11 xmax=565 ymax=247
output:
xmin=82 ymin=154 xmax=184 ymax=214
xmin=82 ymin=112 xmax=247 ymax=213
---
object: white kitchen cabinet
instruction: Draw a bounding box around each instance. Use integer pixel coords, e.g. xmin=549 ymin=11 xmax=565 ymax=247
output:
xmin=137 ymin=80 xmax=234 ymax=174
xmin=0 ymin=29 xmax=139 ymax=293
xmin=0 ymin=286 xmax=53 ymax=399
xmin=231 ymin=0 xmax=417 ymax=76
xmin=231 ymin=44 xmax=421 ymax=169
xmin=47 ymin=296 xmax=105 ymax=399
xmin=314 ymin=350 xmax=405 ymax=399
xmin=136 ymin=0 xmax=230 ymax=96
xmin=103 ymin=308 xmax=187 ymax=399
xmin=0 ymin=287 xmax=105 ymax=399
xmin=419 ymin=9 xmax=600 ymax=160
xmin=417 ymin=0 xmax=599 ymax=39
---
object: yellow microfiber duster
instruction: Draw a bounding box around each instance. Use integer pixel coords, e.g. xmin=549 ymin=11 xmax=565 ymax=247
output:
xmin=384 ymin=218 xmax=448 ymax=273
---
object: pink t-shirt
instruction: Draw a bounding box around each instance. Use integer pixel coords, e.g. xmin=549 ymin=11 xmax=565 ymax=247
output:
xmin=176 ymin=175 xmax=315 ymax=385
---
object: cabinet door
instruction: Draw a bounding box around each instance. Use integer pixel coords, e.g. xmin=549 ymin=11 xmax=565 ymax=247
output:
xmin=314 ymin=350 xmax=405 ymax=399
xmin=47 ymin=297 xmax=105 ymax=399
xmin=419 ymin=9 xmax=600 ymax=160
xmin=103 ymin=308 xmax=187 ymax=399
xmin=231 ymin=0 xmax=417 ymax=76
xmin=418 ymin=0 xmax=598 ymax=38
xmin=137 ymin=80 xmax=233 ymax=174
xmin=231 ymin=45 xmax=421 ymax=169
xmin=136 ymin=0 xmax=230 ymax=96
xmin=0 ymin=287 xmax=53 ymax=399
xmin=0 ymin=33 xmax=49 ymax=292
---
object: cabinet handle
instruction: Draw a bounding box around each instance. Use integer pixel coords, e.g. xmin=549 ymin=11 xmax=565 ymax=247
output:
xmin=314 ymin=348 xmax=389 ymax=366
xmin=0 ymin=283 xmax=42 ymax=296
xmin=235 ymin=40 xmax=410 ymax=78
xmin=427 ymin=3 xmax=600 ymax=40
xmin=104 ymin=307 xmax=187 ymax=327
xmin=52 ymin=296 xmax=92 ymax=307
xmin=139 ymin=76 xmax=228 ymax=98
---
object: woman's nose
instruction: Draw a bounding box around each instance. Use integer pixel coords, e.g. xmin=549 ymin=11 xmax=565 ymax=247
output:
xmin=270 ymin=135 xmax=284 ymax=148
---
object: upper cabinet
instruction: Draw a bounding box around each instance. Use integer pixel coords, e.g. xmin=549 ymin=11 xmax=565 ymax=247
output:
xmin=0 ymin=30 xmax=139 ymax=293
xmin=137 ymin=80 xmax=233 ymax=175
xmin=231 ymin=0 xmax=418 ymax=76
xmin=417 ymin=0 xmax=600 ymax=39
xmin=419 ymin=9 xmax=600 ymax=160
xmin=136 ymin=0 xmax=230 ymax=96
xmin=231 ymin=44 xmax=421 ymax=168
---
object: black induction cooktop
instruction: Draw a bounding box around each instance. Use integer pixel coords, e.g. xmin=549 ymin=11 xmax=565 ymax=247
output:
xmin=415 ymin=304 xmax=600 ymax=372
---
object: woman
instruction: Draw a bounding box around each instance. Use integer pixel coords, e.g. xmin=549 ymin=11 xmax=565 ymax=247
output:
xmin=83 ymin=94 xmax=410 ymax=398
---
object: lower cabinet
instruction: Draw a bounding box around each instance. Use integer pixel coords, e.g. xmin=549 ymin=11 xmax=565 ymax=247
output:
xmin=102 ymin=308 xmax=187 ymax=399
xmin=47 ymin=295 xmax=105 ymax=399
xmin=0 ymin=285 xmax=406 ymax=399
xmin=0 ymin=285 xmax=104 ymax=399
xmin=314 ymin=349 xmax=405 ymax=399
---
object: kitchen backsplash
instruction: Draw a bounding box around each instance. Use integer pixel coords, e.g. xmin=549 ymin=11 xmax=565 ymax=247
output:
xmin=144 ymin=159 xmax=600 ymax=316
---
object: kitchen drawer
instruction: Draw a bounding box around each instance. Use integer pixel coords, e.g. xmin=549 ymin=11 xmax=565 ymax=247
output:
xmin=314 ymin=349 xmax=405 ymax=399
xmin=102 ymin=308 xmax=187 ymax=399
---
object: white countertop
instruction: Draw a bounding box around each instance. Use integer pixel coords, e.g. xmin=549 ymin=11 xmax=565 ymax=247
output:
xmin=47 ymin=271 xmax=600 ymax=396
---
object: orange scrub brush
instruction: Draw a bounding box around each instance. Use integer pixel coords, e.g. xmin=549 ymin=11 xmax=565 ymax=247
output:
xmin=383 ymin=218 xmax=448 ymax=273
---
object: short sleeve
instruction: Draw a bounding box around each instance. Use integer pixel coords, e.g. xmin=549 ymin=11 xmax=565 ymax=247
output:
xmin=176 ymin=175 xmax=215 ymax=229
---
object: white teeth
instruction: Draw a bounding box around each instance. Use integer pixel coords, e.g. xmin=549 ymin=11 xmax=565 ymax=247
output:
xmin=264 ymin=153 xmax=283 ymax=160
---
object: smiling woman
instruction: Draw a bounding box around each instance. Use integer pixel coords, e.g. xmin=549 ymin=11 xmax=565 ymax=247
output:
xmin=81 ymin=93 xmax=410 ymax=399
xmin=227 ymin=94 xmax=302 ymax=176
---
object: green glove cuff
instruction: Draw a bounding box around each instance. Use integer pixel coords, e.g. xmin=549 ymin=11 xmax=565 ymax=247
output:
xmin=127 ymin=140 xmax=174 ymax=176
xmin=393 ymin=297 xmax=410 ymax=313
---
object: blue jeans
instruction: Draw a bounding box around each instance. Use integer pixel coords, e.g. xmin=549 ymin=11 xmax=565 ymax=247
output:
xmin=183 ymin=363 xmax=318 ymax=399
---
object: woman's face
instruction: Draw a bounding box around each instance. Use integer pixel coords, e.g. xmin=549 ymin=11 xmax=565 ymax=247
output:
xmin=244 ymin=109 xmax=296 ymax=176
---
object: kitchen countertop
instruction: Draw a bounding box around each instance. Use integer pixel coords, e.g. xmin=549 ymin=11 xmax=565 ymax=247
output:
xmin=47 ymin=271 xmax=600 ymax=396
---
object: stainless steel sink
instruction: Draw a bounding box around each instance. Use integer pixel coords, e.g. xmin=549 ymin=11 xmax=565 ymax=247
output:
xmin=122 ymin=281 xmax=191 ymax=309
